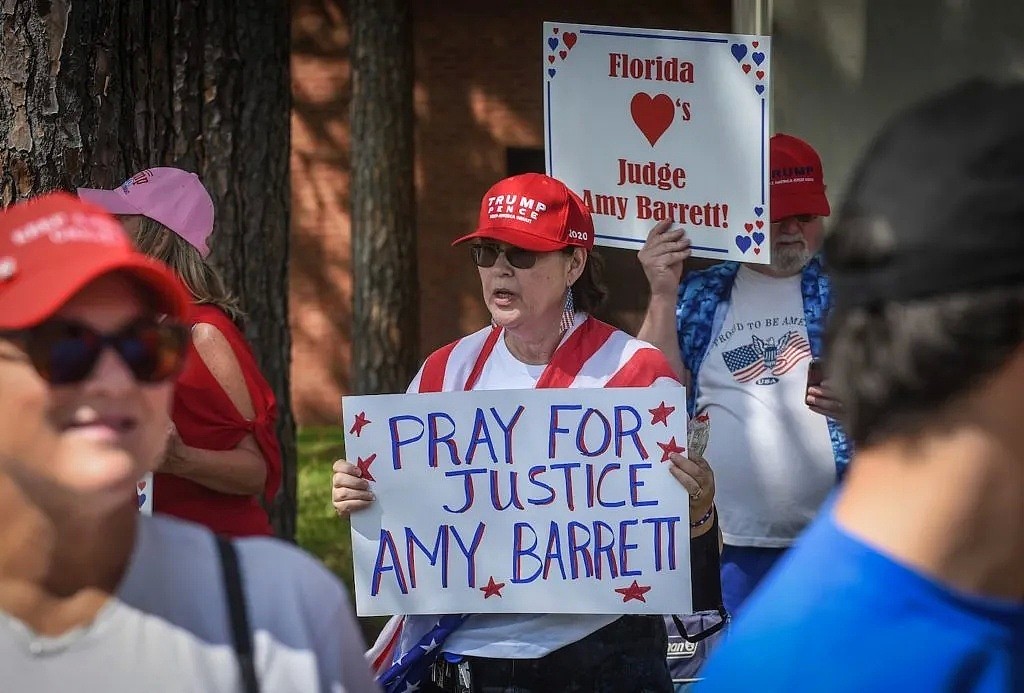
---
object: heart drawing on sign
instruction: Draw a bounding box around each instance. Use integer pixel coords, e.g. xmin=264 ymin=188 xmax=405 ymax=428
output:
xmin=563 ymin=32 xmax=577 ymax=49
xmin=735 ymin=235 xmax=752 ymax=253
xmin=137 ymin=493 xmax=147 ymax=508
xmin=630 ymin=93 xmax=675 ymax=147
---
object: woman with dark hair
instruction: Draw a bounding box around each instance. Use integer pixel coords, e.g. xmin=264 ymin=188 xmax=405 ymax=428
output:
xmin=79 ymin=169 xmax=280 ymax=537
xmin=333 ymin=173 xmax=721 ymax=693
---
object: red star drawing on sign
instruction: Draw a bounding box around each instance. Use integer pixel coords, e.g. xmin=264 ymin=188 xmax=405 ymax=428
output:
xmin=615 ymin=579 xmax=652 ymax=603
xmin=648 ymin=401 xmax=676 ymax=426
xmin=480 ymin=576 xmax=506 ymax=599
xmin=349 ymin=411 xmax=372 ymax=437
xmin=657 ymin=436 xmax=686 ymax=462
xmin=356 ymin=453 xmax=377 ymax=482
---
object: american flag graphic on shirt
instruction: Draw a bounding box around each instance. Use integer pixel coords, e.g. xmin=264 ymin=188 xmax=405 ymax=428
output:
xmin=722 ymin=331 xmax=812 ymax=383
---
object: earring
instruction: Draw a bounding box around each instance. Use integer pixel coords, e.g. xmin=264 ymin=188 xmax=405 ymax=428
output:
xmin=560 ymin=288 xmax=576 ymax=334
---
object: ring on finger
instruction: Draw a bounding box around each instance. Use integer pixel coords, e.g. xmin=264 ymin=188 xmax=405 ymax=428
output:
xmin=690 ymin=485 xmax=703 ymax=502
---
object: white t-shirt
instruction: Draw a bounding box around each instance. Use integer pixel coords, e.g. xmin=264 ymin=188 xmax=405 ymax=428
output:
xmin=695 ymin=267 xmax=835 ymax=547
xmin=400 ymin=314 xmax=680 ymax=659
xmin=0 ymin=515 xmax=379 ymax=693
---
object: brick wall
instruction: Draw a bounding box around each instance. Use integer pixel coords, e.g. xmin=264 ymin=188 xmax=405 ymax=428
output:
xmin=291 ymin=1 xmax=730 ymax=424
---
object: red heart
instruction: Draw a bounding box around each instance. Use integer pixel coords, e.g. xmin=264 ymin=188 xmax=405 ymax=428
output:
xmin=742 ymin=64 xmax=751 ymax=74
xmin=548 ymin=55 xmax=555 ymax=64
xmin=744 ymin=222 xmax=754 ymax=232
xmin=630 ymin=93 xmax=675 ymax=147
xmin=755 ymin=220 xmax=764 ymax=229
xmin=559 ymin=50 xmax=567 ymax=60
xmin=137 ymin=481 xmax=147 ymax=490
xmin=756 ymin=70 xmax=765 ymax=80
xmin=752 ymin=41 xmax=759 ymax=48
xmin=754 ymin=247 xmax=761 ymax=254
xmin=563 ymin=32 xmax=577 ymax=49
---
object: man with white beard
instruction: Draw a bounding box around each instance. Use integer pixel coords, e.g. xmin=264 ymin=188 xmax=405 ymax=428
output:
xmin=636 ymin=134 xmax=849 ymax=615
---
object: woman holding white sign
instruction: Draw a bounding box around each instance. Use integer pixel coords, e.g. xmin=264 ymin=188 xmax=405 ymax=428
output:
xmin=333 ymin=173 xmax=721 ymax=693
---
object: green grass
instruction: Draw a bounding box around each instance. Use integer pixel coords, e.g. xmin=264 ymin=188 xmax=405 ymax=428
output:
xmin=295 ymin=426 xmax=389 ymax=645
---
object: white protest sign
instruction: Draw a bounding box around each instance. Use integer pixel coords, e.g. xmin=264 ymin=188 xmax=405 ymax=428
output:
xmin=137 ymin=472 xmax=153 ymax=515
xmin=344 ymin=387 xmax=693 ymax=616
xmin=543 ymin=22 xmax=771 ymax=263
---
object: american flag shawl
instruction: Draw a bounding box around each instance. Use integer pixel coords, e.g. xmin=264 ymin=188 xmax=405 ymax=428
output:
xmin=370 ymin=313 xmax=680 ymax=692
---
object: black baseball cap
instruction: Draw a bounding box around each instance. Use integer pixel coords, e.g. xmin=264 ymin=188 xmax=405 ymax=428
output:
xmin=827 ymin=79 xmax=1024 ymax=310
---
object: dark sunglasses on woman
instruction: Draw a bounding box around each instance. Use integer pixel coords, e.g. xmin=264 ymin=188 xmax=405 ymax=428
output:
xmin=470 ymin=243 xmax=540 ymax=270
xmin=0 ymin=318 xmax=189 ymax=385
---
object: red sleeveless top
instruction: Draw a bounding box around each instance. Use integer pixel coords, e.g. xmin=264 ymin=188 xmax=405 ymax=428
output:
xmin=154 ymin=304 xmax=282 ymax=536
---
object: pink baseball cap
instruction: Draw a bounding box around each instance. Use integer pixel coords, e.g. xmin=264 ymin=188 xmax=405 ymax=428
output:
xmin=452 ymin=173 xmax=595 ymax=252
xmin=77 ymin=167 xmax=215 ymax=257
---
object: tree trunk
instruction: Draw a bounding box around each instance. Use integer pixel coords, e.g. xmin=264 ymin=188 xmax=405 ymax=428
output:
xmin=349 ymin=0 xmax=419 ymax=395
xmin=0 ymin=0 xmax=296 ymax=539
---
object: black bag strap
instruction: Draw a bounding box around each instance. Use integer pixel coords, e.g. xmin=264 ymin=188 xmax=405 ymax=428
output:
xmin=672 ymin=606 xmax=730 ymax=644
xmin=215 ymin=535 xmax=260 ymax=693
xmin=674 ymin=510 xmax=730 ymax=643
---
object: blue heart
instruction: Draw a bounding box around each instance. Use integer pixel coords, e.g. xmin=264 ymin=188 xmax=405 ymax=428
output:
xmin=548 ymin=37 xmax=559 ymax=50
xmin=755 ymin=85 xmax=765 ymax=95
xmin=753 ymin=231 xmax=765 ymax=246
xmin=548 ymin=68 xmax=556 ymax=78
xmin=730 ymin=44 xmax=747 ymax=62
xmin=752 ymin=51 xmax=765 ymax=66
xmin=754 ymin=206 xmax=763 ymax=217
xmin=137 ymin=493 xmax=147 ymax=508
xmin=735 ymin=235 xmax=752 ymax=253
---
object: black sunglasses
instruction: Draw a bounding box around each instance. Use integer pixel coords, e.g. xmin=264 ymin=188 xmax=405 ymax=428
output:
xmin=0 ymin=318 xmax=189 ymax=385
xmin=470 ymin=243 xmax=541 ymax=270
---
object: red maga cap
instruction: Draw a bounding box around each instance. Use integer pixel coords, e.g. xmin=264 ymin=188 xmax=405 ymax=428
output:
xmin=453 ymin=173 xmax=595 ymax=252
xmin=770 ymin=133 xmax=831 ymax=223
xmin=0 ymin=192 xmax=191 ymax=330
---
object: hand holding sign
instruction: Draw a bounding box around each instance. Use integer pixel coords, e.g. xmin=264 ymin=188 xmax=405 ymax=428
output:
xmin=332 ymin=459 xmax=374 ymax=515
xmin=667 ymin=454 xmax=715 ymax=524
xmin=637 ymin=221 xmax=692 ymax=297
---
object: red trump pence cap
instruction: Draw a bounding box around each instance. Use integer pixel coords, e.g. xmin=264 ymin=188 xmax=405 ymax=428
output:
xmin=453 ymin=173 xmax=595 ymax=252
xmin=0 ymin=192 xmax=191 ymax=330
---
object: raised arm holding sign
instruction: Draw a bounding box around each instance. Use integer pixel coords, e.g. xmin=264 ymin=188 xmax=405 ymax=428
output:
xmin=638 ymin=133 xmax=852 ymax=620
xmin=332 ymin=173 xmax=720 ymax=693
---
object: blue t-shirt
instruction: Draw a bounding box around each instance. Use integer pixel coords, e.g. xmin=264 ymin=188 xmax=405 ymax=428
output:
xmin=696 ymin=507 xmax=1024 ymax=692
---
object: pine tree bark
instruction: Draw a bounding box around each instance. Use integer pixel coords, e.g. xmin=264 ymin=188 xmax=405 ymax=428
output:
xmin=0 ymin=0 xmax=296 ymax=538
xmin=349 ymin=0 xmax=420 ymax=395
